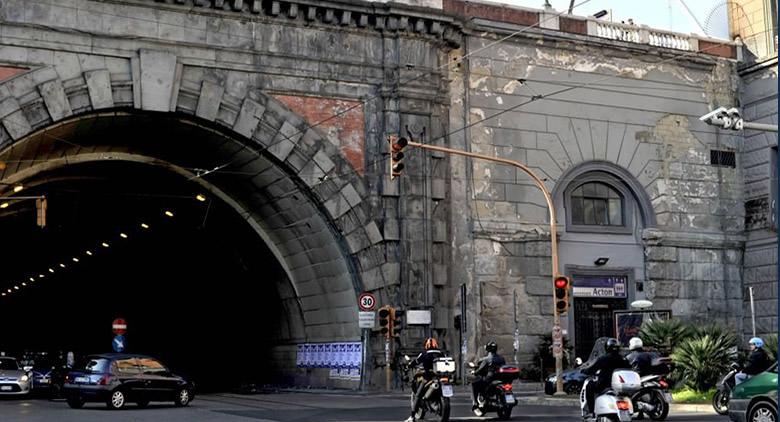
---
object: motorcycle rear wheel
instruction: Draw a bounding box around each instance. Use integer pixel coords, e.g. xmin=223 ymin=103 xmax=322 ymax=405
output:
xmin=437 ymin=396 xmax=451 ymax=422
xmin=497 ymin=406 xmax=513 ymax=420
xmin=647 ymin=390 xmax=670 ymax=421
xmin=713 ymin=390 xmax=730 ymax=415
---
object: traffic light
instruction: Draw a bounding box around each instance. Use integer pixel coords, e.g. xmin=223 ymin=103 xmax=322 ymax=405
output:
xmin=378 ymin=306 xmax=392 ymax=339
xmin=554 ymin=275 xmax=570 ymax=315
xmin=36 ymin=197 xmax=47 ymax=228
xmin=389 ymin=135 xmax=408 ymax=180
xmin=392 ymin=309 xmax=404 ymax=338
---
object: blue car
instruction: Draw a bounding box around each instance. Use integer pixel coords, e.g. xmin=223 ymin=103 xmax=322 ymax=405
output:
xmin=544 ymin=367 xmax=588 ymax=395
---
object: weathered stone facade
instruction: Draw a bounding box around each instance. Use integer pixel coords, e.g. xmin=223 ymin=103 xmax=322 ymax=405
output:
xmin=0 ymin=0 xmax=772 ymax=388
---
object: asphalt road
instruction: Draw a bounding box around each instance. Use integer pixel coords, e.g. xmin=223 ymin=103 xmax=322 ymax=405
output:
xmin=0 ymin=391 xmax=723 ymax=422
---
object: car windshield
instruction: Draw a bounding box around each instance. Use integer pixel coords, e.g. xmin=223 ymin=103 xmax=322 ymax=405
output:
xmin=79 ymin=358 xmax=110 ymax=373
xmin=0 ymin=358 xmax=20 ymax=370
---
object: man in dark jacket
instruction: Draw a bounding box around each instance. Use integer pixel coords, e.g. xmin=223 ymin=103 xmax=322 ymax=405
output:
xmin=626 ymin=337 xmax=654 ymax=375
xmin=736 ymin=337 xmax=772 ymax=384
xmin=581 ymin=338 xmax=631 ymax=417
xmin=405 ymin=338 xmax=444 ymax=422
xmin=471 ymin=341 xmax=506 ymax=410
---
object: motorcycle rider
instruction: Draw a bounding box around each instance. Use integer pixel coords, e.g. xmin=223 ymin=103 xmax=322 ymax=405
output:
xmin=626 ymin=337 xmax=654 ymax=375
xmin=471 ymin=340 xmax=506 ymax=411
xmin=581 ymin=338 xmax=631 ymax=418
xmin=405 ymin=337 xmax=444 ymax=422
xmin=735 ymin=337 xmax=772 ymax=385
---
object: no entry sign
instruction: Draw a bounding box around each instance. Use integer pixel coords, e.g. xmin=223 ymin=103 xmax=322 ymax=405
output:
xmin=358 ymin=293 xmax=376 ymax=311
xmin=112 ymin=318 xmax=127 ymax=335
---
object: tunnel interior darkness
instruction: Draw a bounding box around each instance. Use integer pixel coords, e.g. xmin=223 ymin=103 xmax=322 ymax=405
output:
xmin=0 ymin=159 xmax=293 ymax=392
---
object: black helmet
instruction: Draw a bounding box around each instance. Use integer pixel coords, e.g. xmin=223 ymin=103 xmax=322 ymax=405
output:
xmin=485 ymin=341 xmax=498 ymax=354
xmin=605 ymin=338 xmax=620 ymax=353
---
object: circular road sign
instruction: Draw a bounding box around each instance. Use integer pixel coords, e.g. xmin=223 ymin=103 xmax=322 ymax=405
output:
xmin=112 ymin=318 xmax=127 ymax=335
xmin=358 ymin=293 xmax=376 ymax=311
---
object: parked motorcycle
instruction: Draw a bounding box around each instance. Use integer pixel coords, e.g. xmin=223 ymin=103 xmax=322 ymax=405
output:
xmin=713 ymin=362 xmax=741 ymax=415
xmin=403 ymin=355 xmax=456 ymax=422
xmin=468 ymin=362 xmax=519 ymax=420
xmin=580 ymin=369 xmax=642 ymax=422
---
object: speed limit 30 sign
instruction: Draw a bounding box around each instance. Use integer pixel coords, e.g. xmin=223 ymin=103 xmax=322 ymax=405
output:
xmin=358 ymin=292 xmax=376 ymax=311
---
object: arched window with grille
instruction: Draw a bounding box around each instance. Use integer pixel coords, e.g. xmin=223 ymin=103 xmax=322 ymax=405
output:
xmin=570 ymin=182 xmax=624 ymax=226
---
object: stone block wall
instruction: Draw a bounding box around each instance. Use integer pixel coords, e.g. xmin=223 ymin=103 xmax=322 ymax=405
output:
xmin=740 ymin=58 xmax=778 ymax=338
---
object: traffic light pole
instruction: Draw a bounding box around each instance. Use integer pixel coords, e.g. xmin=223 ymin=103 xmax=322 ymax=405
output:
xmin=404 ymin=141 xmax=566 ymax=395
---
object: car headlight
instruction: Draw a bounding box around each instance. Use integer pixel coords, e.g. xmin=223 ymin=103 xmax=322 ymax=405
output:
xmin=20 ymin=374 xmax=29 ymax=382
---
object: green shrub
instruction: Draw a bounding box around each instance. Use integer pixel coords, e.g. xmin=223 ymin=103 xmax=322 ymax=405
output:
xmin=764 ymin=334 xmax=778 ymax=362
xmin=639 ymin=318 xmax=694 ymax=354
xmin=672 ymin=334 xmax=739 ymax=393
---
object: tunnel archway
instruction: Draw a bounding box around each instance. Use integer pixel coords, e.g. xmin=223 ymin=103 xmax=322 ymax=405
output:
xmin=0 ymin=85 xmax=373 ymax=388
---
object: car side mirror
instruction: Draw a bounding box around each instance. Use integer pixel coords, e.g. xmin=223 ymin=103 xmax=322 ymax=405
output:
xmin=23 ymin=366 xmax=32 ymax=372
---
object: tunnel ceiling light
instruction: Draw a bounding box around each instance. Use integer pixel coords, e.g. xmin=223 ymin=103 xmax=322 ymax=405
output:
xmin=6 ymin=289 xmax=10 ymax=293
xmin=13 ymin=184 xmax=22 ymax=193
xmin=164 ymin=210 xmax=174 ymax=217
xmin=38 ymin=274 xmax=44 ymax=279
xmin=13 ymin=286 xmax=18 ymax=290
xmin=59 ymin=263 xmax=66 ymax=268
xmin=0 ymin=202 xmax=8 ymax=209
xmin=21 ymin=282 xmax=26 ymax=286
xmin=140 ymin=223 xmax=149 ymax=229
xmin=120 ymin=233 xmax=128 ymax=239
xmin=196 ymin=194 xmax=206 ymax=202
xmin=2 ymin=293 xmax=5 ymax=296
xmin=48 ymin=268 xmax=54 ymax=273
xmin=72 ymin=257 xmax=79 ymax=262
xmin=28 ymin=277 xmax=34 ymax=282
xmin=86 ymin=250 xmax=92 ymax=256
xmin=102 ymin=242 xmax=109 ymax=248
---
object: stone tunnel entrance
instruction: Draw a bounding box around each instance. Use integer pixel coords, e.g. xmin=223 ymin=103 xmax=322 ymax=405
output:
xmin=0 ymin=110 xmax=363 ymax=391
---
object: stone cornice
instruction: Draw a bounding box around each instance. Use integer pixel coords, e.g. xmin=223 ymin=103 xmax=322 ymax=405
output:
xmin=138 ymin=0 xmax=463 ymax=46
xmin=642 ymin=228 xmax=745 ymax=250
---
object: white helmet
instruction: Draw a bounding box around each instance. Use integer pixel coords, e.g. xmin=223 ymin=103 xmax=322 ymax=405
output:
xmin=629 ymin=337 xmax=644 ymax=351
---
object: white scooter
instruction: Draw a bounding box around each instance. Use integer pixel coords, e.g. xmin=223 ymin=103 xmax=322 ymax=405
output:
xmin=580 ymin=369 xmax=642 ymax=422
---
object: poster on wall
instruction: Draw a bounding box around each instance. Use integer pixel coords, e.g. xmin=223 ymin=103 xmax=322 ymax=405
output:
xmin=295 ymin=342 xmax=362 ymax=371
xmin=614 ymin=310 xmax=672 ymax=346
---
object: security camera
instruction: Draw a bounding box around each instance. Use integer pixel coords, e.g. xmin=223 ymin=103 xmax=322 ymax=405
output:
xmin=699 ymin=107 xmax=728 ymax=123
xmin=725 ymin=107 xmax=741 ymax=118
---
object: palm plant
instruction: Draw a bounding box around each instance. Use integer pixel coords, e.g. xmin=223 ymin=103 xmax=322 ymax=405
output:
xmin=672 ymin=334 xmax=740 ymax=392
xmin=639 ymin=318 xmax=695 ymax=354
xmin=764 ymin=334 xmax=778 ymax=362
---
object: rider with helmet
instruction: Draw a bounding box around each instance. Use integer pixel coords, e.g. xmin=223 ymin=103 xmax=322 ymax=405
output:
xmin=405 ymin=338 xmax=444 ymax=422
xmin=471 ymin=341 xmax=506 ymax=410
xmin=626 ymin=337 xmax=654 ymax=376
xmin=580 ymin=338 xmax=631 ymax=418
xmin=736 ymin=337 xmax=772 ymax=384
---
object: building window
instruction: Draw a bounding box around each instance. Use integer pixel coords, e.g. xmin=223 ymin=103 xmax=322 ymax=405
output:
xmin=563 ymin=170 xmax=637 ymax=234
xmin=570 ymin=182 xmax=624 ymax=226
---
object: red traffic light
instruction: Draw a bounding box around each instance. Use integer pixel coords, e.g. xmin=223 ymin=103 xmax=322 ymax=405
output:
xmin=554 ymin=277 xmax=568 ymax=289
xmin=391 ymin=137 xmax=408 ymax=152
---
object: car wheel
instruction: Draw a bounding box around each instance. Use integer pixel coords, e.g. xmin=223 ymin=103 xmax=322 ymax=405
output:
xmin=136 ymin=399 xmax=149 ymax=408
xmin=66 ymin=396 xmax=84 ymax=409
xmin=107 ymin=389 xmax=126 ymax=410
xmin=174 ymin=388 xmax=191 ymax=407
xmin=749 ymin=402 xmax=777 ymax=422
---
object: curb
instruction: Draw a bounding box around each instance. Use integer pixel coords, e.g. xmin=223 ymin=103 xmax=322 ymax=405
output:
xmin=516 ymin=396 xmax=716 ymax=414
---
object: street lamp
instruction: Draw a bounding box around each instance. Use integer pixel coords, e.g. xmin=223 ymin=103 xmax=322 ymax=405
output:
xmin=631 ymin=299 xmax=653 ymax=309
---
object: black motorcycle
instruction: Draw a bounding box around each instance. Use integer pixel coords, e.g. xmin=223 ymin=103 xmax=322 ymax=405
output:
xmin=713 ymin=362 xmax=741 ymax=415
xmin=469 ymin=362 xmax=519 ymax=420
xmin=631 ymin=356 xmax=673 ymax=420
xmin=403 ymin=356 xmax=455 ymax=422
